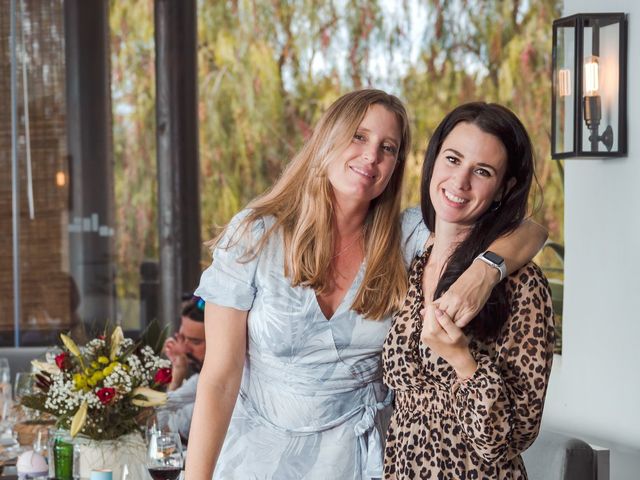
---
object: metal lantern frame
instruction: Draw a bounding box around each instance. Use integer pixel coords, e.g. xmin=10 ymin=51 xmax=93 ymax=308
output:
xmin=551 ymin=13 xmax=628 ymax=159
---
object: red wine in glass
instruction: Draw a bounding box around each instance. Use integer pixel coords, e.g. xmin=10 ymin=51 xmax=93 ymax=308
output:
xmin=147 ymin=466 xmax=182 ymax=480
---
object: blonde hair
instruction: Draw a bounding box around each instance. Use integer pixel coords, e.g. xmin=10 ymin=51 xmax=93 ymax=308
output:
xmin=213 ymin=89 xmax=411 ymax=320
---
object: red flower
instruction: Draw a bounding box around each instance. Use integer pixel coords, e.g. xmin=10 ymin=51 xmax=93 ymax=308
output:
xmin=55 ymin=352 xmax=70 ymax=370
xmin=154 ymin=368 xmax=172 ymax=385
xmin=96 ymin=387 xmax=117 ymax=405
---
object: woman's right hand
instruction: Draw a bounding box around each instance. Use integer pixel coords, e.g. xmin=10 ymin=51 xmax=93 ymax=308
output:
xmin=420 ymin=304 xmax=477 ymax=379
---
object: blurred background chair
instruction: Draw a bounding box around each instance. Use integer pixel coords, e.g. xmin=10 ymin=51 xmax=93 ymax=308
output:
xmin=0 ymin=348 xmax=48 ymax=381
xmin=523 ymin=429 xmax=608 ymax=480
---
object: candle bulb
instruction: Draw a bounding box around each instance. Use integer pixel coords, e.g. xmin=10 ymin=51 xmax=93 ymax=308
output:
xmin=582 ymin=55 xmax=603 ymax=130
xmin=583 ymin=55 xmax=600 ymax=97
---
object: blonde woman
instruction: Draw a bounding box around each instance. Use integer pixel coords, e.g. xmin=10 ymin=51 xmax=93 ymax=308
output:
xmin=185 ymin=90 xmax=546 ymax=479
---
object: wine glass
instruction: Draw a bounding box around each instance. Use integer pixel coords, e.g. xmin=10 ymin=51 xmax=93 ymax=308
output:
xmin=13 ymin=372 xmax=34 ymax=404
xmin=146 ymin=430 xmax=183 ymax=480
xmin=146 ymin=405 xmax=182 ymax=444
xmin=13 ymin=372 xmax=36 ymax=422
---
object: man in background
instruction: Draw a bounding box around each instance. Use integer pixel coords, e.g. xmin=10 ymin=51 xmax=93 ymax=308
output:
xmin=162 ymin=294 xmax=206 ymax=441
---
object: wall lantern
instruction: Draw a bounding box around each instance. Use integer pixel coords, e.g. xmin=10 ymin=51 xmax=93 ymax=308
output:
xmin=551 ymin=13 xmax=627 ymax=159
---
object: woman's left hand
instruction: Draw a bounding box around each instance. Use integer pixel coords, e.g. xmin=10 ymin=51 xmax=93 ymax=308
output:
xmin=433 ymin=259 xmax=498 ymax=328
xmin=420 ymin=304 xmax=477 ymax=379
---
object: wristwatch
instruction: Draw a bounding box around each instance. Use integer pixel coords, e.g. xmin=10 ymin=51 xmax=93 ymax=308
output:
xmin=475 ymin=250 xmax=507 ymax=282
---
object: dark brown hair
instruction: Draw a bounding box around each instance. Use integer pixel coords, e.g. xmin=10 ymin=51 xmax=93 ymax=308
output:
xmin=421 ymin=102 xmax=535 ymax=338
xmin=181 ymin=296 xmax=204 ymax=323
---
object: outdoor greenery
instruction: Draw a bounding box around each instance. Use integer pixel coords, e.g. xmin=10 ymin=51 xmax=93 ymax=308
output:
xmin=110 ymin=0 xmax=564 ymax=349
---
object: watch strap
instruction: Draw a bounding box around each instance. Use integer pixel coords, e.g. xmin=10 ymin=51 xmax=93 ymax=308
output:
xmin=475 ymin=251 xmax=507 ymax=282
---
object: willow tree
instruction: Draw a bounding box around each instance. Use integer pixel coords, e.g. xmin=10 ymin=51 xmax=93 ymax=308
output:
xmin=110 ymin=1 xmax=157 ymax=310
xmin=196 ymin=0 xmax=403 ymax=242
xmin=401 ymin=0 xmax=563 ymax=235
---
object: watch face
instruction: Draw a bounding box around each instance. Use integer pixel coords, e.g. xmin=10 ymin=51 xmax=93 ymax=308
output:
xmin=484 ymin=251 xmax=504 ymax=265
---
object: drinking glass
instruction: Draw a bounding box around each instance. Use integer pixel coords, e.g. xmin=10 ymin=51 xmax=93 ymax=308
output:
xmin=145 ymin=405 xmax=180 ymax=443
xmin=13 ymin=372 xmax=34 ymax=404
xmin=0 ymin=358 xmax=11 ymax=429
xmin=0 ymin=358 xmax=10 ymax=384
xmin=13 ymin=372 xmax=37 ymax=424
xmin=0 ymin=391 xmax=12 ymax=434
xmin=146 ymin=430 xmax=183 ymax=480
xmin=1 ymin=393 xmax=23 ymax=455
xmin=0 ymin=358 xmax=10 ymax=404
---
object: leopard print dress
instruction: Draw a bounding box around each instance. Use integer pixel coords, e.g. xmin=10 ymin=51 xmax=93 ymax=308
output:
xmin=382 ymin=249 xmax=555 ymax=479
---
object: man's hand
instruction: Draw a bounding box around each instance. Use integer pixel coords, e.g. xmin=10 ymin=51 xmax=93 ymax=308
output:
xmin=163 ymin=335 xmax=189 ymax=390
xmin=163 ymin=335 xmax=186 ymax=362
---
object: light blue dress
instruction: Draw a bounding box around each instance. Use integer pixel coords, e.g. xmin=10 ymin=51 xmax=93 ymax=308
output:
xmin=194 ymin=207 xmax=428 ymax=480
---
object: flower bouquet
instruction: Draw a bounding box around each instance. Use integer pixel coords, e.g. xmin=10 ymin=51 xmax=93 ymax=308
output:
xmin=22 ymin=326 xmax=172 ymax=441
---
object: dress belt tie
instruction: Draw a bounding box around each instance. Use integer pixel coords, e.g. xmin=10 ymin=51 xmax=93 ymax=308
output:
xmin=353 ymin=388 xmax=393 ymax=479
xmin=239 ymin=387 xmax=393 ymax=479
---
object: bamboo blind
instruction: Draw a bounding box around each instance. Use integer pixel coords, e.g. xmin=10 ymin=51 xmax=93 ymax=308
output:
xmin=0 ymin=0 xmax=72 ymax=344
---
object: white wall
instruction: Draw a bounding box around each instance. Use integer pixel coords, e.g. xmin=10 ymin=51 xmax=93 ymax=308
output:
xmin=543 ymin=1 xmax=640 ymax=478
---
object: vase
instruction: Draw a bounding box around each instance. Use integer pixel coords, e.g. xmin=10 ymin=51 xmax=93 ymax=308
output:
xmin=50 ymin=430 xmax=147 ymax=480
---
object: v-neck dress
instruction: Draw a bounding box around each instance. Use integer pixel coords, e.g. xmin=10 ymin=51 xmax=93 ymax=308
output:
xmin=194 ymin=208 xmax=429 ymax=480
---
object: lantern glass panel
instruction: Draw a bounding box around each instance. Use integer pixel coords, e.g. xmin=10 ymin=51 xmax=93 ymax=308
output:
xmin=553 ymin=25 xmax=575 ymax=155
xmin=580 ymin=20 xmax=620 ymax=153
